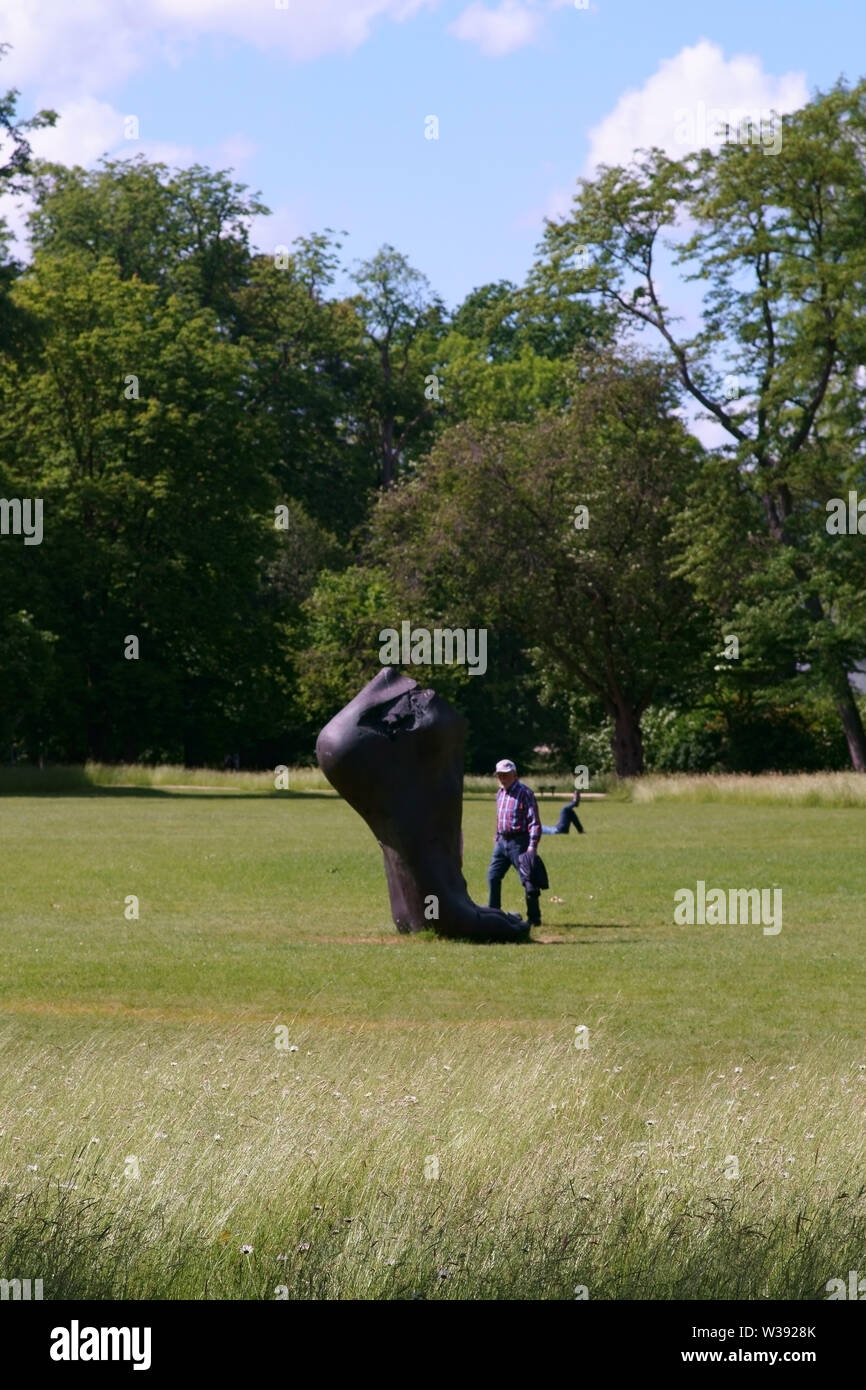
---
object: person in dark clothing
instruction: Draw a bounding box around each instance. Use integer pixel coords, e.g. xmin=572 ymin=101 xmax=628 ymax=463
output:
xmin=541 ymin=791 xmax=586 ymax=836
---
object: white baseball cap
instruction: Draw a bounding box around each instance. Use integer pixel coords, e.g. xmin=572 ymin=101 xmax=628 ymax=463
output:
xmin=495 ymin=759 xmax=517 ymax=773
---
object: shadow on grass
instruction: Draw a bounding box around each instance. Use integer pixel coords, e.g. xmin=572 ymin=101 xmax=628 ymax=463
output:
xmin=553 ymin=921 xmax=636 ymax=930
xmin=0 ymin=782 xmax=338 ymax=801
xmin=527 ymin=922 xmax=642 ymax=944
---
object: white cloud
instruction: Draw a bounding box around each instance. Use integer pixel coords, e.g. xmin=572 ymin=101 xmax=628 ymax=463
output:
xmin=448 ymin=1 xmax=543 ymax=57
xmin=0 ymin=0 xmax=422 ymax=261
xmin=23 ymin=98 xmax=138 ymax=167
xmin=0 ymin=0 xmax=436 ymax=99
xmin=248 ymin=203 xmax=309 ymax=257
xmin=583 ymin=39 xmax=808 ymax=172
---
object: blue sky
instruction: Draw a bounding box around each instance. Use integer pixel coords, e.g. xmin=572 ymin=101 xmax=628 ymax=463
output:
xmin=0 ymin=0 xmax=863 ymax=310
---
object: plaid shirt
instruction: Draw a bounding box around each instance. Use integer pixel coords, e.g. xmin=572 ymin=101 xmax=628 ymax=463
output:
xmin=496 ymin=780 xmax=541 ymax=850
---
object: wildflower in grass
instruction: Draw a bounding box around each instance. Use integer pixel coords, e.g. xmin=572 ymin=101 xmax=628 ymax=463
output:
xmin=297 ymin=1242 xmax=310 ymax=1252
xmin=241 ymin=1244 xmax=253 ymax=1255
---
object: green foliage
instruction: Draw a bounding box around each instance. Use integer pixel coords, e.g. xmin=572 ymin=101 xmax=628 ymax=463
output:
xmin=349 ymin=243 xmax=449 ymax=487
xmin=28 ymin=156 xmax=268 ymax=330
xmin=296 ymin=566 xmax=398 ymax=729
xmin=640 ymin=693 xmax=854 ymax=775
xmin=0 ymin=610 xmax=57 ymax=756
xmin=237 ymin=248 xmax=380 ymax=538
xmin=2 ymin=110 xmax=866 ymax=773
xmin=432 ymin=331 xmax=571 ymax=428
xmin=369 ymin=349 xmax=714 ymax=775
xmin=0 ymin=252 xmax=284 ymax=761
xmin=0 ymin=44 xmax=57 ymax=195
xmin=534 ymin=78 xmax=866 ymax=767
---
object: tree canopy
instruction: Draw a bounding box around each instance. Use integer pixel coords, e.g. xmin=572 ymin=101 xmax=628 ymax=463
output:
xmin=1 ymin=72 xmax=864 ymax=773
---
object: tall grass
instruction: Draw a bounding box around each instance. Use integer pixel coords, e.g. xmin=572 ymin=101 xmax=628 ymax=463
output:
xmin=1 ymin=1024 xmax=862 ymax=1300
xmin=627 ymin=773 xmax=866 ymax=808
xmin=4 ymin=764 xmax=863 ymax=806
xmin=0 ymin=763 xmax=607 ymax=797
xmin=0 ymin=763 xmax=326 ymax=794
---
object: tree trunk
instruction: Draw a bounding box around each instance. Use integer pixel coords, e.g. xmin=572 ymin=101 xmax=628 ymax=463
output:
xmin=610 ymin=702 xmax=645 ymax=778
xmin=829 ymin=662 xmax=866 ymax=772
xmin=803 ymin=592 xmax=866 ymax=772
xmin=382 ymin=415 xmax=396 ymax=488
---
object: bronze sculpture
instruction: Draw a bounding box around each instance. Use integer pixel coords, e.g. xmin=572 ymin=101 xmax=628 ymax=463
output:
xmin=316 ymin=668 xmax=529 ymax=942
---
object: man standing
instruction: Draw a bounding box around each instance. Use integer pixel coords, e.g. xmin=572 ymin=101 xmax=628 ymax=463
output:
xmin=487 ymin=759 xmax=543 ymax=929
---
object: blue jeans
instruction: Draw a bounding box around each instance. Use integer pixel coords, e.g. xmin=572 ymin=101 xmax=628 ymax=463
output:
xmin=487 ymin=834 xmax=541 ymax=925
xmin=541 ymin=806 xmax=584 ymax=835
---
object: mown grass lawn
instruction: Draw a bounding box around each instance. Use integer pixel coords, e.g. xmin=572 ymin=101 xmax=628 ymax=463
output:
xmin=1 ymin=789 xmax=863 ymax=1299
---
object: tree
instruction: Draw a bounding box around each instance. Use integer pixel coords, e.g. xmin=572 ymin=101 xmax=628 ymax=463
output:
xmin=0 ymin=252 xmax=283 ymax=762
xmin=535 ymin=78 xmax=866 ymax=768
xmin=235 ymin=235 xmax=381 ymax=540
xmin=27 ymin=156 xmax=268 ymax=333
xmin=0 ymin=44 xmax=57 ymax=193
xmin=350 ymin=244 xmax=447 ymax=487
xmin=295 ymin=566 xmax=398 ymax=731
xmin=452 ymin=275 xmax=612 ymax=363
xmin=0 ymin=44 xmax=57 ymax=347
xmin=428 ymin=272 xmax=614 ymax=431
xmin=369 ymin=351 xmax=713 ymax=776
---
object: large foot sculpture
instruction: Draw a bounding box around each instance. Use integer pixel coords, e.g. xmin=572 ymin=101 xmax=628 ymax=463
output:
xmin=316 ymin=669 xmax=528 ymax=942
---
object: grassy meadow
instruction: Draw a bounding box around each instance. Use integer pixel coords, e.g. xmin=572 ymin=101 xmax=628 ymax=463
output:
xmin=0 ymin=779 xmax=864 ymax=1299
